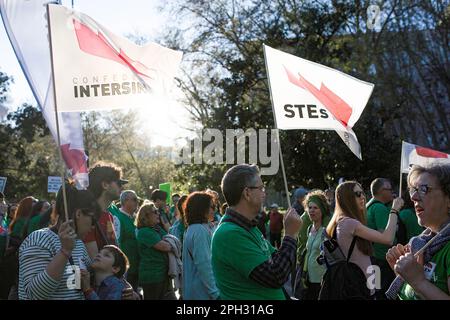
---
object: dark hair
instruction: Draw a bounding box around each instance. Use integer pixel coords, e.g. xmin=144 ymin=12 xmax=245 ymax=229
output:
xmin=408 ymin=164 xmax=450 ymax=199
xmin=184 ymin=192 xmax=213 ymax=226
xmin=151 ymin=189 xmax=167 ymax=202
xmin=50 ymin=183 xmax=101 ymax=228
xmin=22 ymin=200 xmax=49 ymax=238
xmin=31 ymin=201 xmax=48 ymax=218
xmin=88 ymin=162 xmax=122 ymax=199
xmin=370 ymin=178 xmax=389 ymax=197
xmin=221 ymin=164 xmax=259 ymax=206
xmin=102 ymin=245 xmax=129 ymax=278
xmin=177 ymin=195 xmax=188 ymax=217
xmin=172 ymin=193 xmax=181 ymax=199
xmin=327 ymin=181 xmax=372 ymax=256
xmin=0 ymin=191 xmax=4 ymax=199
xmin=38 ymin=206 xmax=53 ymax=229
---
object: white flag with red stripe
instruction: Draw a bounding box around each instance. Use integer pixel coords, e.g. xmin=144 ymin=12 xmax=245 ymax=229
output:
xmin=264 ymin=44 xmax=374 ymax=159
xmin=401 ymin=141 xmax=450 ymax=173
xmin=47 ymin=4 xmax=182 ymax=112
xmin=0 ymin=0 xmax=89 ymax=189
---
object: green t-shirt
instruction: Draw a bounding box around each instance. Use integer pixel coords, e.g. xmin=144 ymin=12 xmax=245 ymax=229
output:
xmin=367 ymin=199 xmax=393 ymax=260
xmin=27 ymin=214 xmax=42 ymax=235
xmin=399 ymin=208 xmax=424 ymax=241
xmin=111 ymin=209 xmax=139 ymax=276
xmin=136 ymin=227 xmax=168 ymax=284
xmin=399 ymin=241 xmax=450 ymax=300
xmin=211 ymin=215 xmax=285 ymax=300
xmin=11 ymin=217 xmax=26 ymax=239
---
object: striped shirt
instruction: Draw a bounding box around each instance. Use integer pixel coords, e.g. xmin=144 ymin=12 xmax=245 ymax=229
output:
xmin=18 ymin=228 xmax=91 ymax=300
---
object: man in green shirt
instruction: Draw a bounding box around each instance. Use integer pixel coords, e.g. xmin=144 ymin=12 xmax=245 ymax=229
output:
xmin=110 ymin=190 xmax=140 ymax=292
xmin=212 ymin=164 xmax=302 ymax=300
xmin=367 ymin=177 xmax=403 ymax=300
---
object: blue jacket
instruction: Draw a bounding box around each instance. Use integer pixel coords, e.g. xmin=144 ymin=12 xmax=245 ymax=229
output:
xmin=86 ymin=275 xmax=126 ymax=300
xmin=182 ymin=223 xmax=219 ymax=300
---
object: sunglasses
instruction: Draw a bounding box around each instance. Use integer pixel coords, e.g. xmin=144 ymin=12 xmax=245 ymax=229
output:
xmin=354 ymin=191 xmax=365 ymax=198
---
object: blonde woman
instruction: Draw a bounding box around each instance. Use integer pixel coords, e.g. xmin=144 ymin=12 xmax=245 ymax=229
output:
xmin=135 ymin=202 xmax=175 ymax=300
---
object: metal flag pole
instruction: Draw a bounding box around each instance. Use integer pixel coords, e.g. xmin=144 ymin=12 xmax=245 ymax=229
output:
xmin=47 ymin=3 xmax=69 ymax=222
xmin=263 ymin=44 xmax=291 ymax=208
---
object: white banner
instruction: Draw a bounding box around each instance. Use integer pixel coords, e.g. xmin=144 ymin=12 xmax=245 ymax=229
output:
xmin=0 ymin=177 xmax=6 ymax=193
xmin=0 ymin=0 xmax=89 ymax=189
xmin=47 ymin=4 xmax=183 ymax=112
xmin=48 ymin=176 xmax=62 ymax=193
xmin=401 ymin=141 xmax=450 ymax=173
xmin=264 ymin=44 xmax=374 ymax=159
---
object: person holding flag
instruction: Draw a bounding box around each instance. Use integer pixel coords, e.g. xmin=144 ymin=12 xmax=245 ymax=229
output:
xmin=212 ymin=164 xmax=302 ymax=300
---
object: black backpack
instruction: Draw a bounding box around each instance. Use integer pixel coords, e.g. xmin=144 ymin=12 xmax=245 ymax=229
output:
xmin=318 ymin=230 xmax=371 ymax=300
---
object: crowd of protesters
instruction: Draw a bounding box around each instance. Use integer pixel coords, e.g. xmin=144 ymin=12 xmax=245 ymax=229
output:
xmin=0 ymin=161 xmax=448 ymax=300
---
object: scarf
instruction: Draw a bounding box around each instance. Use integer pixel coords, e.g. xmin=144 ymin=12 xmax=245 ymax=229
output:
xmin=385 ymin=220 xmax=450 ymax=299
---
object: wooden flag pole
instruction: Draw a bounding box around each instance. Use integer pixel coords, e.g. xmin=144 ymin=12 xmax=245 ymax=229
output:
xmin=47 ymin=3 xmax=69 ymax=222
xmin=399 ymin=140 xmax=405 ymax=197
xmin=263 ymin=44 xmax=291 ymax=208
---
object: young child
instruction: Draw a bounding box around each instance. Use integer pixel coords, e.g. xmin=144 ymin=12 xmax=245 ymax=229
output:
xmin=81 ymin=245 xmax=129 ymax=300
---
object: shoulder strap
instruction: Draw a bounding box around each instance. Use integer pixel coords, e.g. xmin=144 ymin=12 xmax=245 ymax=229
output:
xmin=346 ymin=236 xmax=358 ymax=262
xmin=332 ymin=223 xmax=358 ymax=262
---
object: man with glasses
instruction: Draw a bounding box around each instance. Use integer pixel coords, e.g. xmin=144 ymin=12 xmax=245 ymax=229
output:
xmin=367 ymin=178 xmax=404 ymax=299
xmin=212 ymin=164 xmax=302 ymax=299
xmin=110 ymin=190 xmax=140 ymax=292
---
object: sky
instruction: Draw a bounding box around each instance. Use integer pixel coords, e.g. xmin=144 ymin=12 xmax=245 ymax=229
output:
xmin=0 ymin=0 xmax=192 ymax=147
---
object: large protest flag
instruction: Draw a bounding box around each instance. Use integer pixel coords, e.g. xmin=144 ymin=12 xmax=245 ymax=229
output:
xmin=0 ymin=0 xmax=89 ymax=190
xmin=264 ymin=44 xmax=374 ymax=206
xmin=264 ymin=44 xmax=374 ymax=160
xmin=47 ymin=4 xmax=183 ymax=112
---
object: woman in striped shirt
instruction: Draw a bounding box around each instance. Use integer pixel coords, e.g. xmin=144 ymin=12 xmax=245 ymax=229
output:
xmin=18 ymin=183 xmax=100 ymax=300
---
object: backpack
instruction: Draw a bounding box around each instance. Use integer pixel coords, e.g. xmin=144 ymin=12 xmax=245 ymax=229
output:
xmin=318 ymin=229 xmax=371 ymax=300
xmin=395 ymin=217 xmax=408 ymax=245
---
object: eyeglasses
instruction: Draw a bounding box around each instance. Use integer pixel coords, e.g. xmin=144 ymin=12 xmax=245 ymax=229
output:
xmin=247 ymin=185 xmax=266 ymax=192
xmin=354 ymin=191 xmax=365 ymax=198
xmin=408 ymin=184 xmax=440 ymax=198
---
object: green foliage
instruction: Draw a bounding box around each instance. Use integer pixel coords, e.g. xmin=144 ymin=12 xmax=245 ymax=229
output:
xmin=161 ymin=0 xmax=448 ymax=196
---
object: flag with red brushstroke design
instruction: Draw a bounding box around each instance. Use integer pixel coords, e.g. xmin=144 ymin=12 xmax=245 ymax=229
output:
xmin=264 ymin=44 xmax=374 ymax=159
xmin=47 ymin=4 xmax=183 ymax=112
xmin=401 ymin=141 xmax=450 ymax=173
xmin=1 ymin=0 xmax=89 ymax=189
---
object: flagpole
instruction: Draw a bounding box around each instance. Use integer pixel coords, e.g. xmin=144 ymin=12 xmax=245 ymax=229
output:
xmin=399 ymin=140 xmax=404 ymax=198
xmin=263 ymin=44 xmax=291 ymax=208
xmin=47 ymin=3 xmax=69 ymax=222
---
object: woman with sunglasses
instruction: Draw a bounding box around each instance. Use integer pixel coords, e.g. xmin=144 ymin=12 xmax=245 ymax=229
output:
xmin=18 ymin=183 xmax=100 ymax=300
xmin=386 ymin=164 xmax=450 ymax=300
xmin=326 ymin=181 xmax=403 ymax=299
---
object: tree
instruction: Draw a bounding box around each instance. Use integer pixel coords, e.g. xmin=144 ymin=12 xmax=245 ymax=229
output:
xmin=161 ymin=0 xmax=421 ymax=197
